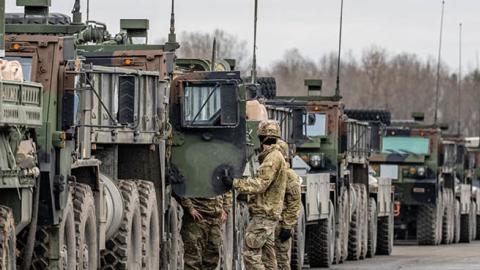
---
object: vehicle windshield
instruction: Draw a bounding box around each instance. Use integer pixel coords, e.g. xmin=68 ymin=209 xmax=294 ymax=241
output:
xmin=303 ymin=113 xmax=326 ymax=136
xmin=184 ymin=84 xmax=221 ymax=125
xmin=5 ymin=56 xmax=33 ymax=81
xmin=382 ymin=136 xmax=430 ymax=155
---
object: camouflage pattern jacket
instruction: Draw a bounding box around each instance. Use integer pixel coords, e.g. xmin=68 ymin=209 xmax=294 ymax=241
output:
xmin=233 ymin=145 xmax=287 ymax=220
xmin=279 ymin=165 xmax=302 ymax=230
xmin=180 ymin=192 xmax=232 ymax=225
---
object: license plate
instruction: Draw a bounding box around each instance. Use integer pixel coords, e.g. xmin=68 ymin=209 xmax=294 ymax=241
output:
xmin=413 ymin=187 xmax=425 ymax=193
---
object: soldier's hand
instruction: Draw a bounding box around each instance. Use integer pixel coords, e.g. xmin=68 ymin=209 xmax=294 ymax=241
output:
xmin=279 ymin=228 xmax=292 ymax=242
xmin=190 ymin=208 xmax=204 ymax=221
xmin=220 ymin=210 xmax=228 ymax=224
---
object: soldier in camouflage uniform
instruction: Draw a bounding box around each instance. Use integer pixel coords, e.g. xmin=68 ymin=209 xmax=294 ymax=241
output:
xmin=222 ymin=120 xmax=287 ymax=270
xmin=274 ymin=140 xmax=302 ymax=270
xmin=180 ymin=192 xmax=232 ymax=270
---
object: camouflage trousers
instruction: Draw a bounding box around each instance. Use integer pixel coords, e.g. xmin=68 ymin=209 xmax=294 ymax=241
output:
xmin=274 ymin=226 xmax=293 ymax=270
xmin=181 ymin=217 xmax=222 ymax=270
xmin=243 ymin=216 xmax=278 ymax=270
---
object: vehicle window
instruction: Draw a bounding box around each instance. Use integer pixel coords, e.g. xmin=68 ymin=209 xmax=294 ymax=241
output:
xmin=381 ymin=136 xmax=430 ymax=155
xmin=5 ymin=56 xmax=33 ymax=81
xmin=184 ymin=84 xmax=221 ymax=125
xmin=303 ymin=113 xmax=326 ymax=136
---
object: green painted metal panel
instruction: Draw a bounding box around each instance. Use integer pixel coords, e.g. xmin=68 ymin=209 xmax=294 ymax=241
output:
xmin=17 ymin=0 xmax=50 ymax=6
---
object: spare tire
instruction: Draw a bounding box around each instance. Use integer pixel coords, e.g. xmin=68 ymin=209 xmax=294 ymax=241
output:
xmin=344 ymin=109 xmax=391 ymax=125
xmin=256 ymin=77 xmax=277 ymax=100
xmin=5 ymin=13 xmax=72 ymax=25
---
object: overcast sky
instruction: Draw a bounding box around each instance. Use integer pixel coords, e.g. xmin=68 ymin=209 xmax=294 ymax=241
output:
xmin=6 ymin=0 xmax=480 ymax=72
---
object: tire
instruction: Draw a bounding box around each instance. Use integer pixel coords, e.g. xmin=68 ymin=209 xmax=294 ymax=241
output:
xmin=417 ymin=198 xmax=443 ymax=245
xmin=334 ymin=187 xmax=349 ymax=264
xmin=376 ymin=202 xmax=393 ymax=255
xmin=256 ymin=77 xmax=277 ymax=99
xmin=459 ymin=209 xmax=472 ymax=243
xmin=290 ymin=204 xmax=306 ymax=270
xmin=307 ymin=201 xmax=335 ymax=268
xmin=366 ymin=198 xmax=378 ymax=258
xmin=348 ymin=185 xmax=362 ymax=261
xmin=471 ymin=202 xmax=477 ymax=241
xmin=31 ymin=191 xmax=77 ymax=270
xmin=102 ymin=180 xmax=142 ymax=269
xmin=136 ymin=180 xmax=160 ymax=270
xmin=359 ymin=186 xmax=368 ymax=260
xmin=441 ymin=190 xmax=454 ymax=244
xmin=168 ymin=198 xmax=184 ymax=270
xmin=0 ymin=206 xmax=16 ymax=270
xmin=343 ymin=109 xmax=391 ymax=125
xmin=5 ymin=12 xmax=72 ymax=25
xmin=453 ymin=200 xmax=461 ymax=243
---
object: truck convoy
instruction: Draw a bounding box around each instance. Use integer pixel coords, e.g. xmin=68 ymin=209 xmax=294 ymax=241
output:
xmin=0 ymin=1 xmax=477 ymax=270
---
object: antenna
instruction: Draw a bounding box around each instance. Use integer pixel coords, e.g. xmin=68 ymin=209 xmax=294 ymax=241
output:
xmin=434 ymin=0 xmax=445 ymax=126
xmin=0 ymin=0 xmax=4 ymax=58
xmin=87 ymin=0 xmax=90 ymax=22
xmin=334 ymin=0 xmax=344 ymax=98
xmin=72 ymin=0 xmax=82 ymax=24
xmin=211 ymin=38 xmax=217 ymax=71
xmin=165 ymin=0 xmax=179 ymax=51
xmin=251 ymin=0 xmax=258 ymax=84
xmin=457 ymin=23 xmax=462 ymax=134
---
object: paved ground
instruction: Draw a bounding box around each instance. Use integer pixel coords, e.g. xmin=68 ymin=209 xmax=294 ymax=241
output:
xmin=307 ymin=241 xmax=480 ymax=270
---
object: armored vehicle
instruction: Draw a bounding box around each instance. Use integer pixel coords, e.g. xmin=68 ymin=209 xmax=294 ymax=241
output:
xmin=465 ymin=137 xmax=480 ymax=239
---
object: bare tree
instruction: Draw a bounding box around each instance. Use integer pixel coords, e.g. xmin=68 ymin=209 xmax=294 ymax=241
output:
xmin=362 ymin=46 xmax=388 ymax=108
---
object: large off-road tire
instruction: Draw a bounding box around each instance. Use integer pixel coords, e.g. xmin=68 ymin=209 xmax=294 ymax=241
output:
xmin=256 ymin=77 xmax=277 ymax=99
xmin=73 ymin=183 xmax=98 ymax=270
xmin=459 ymin=207 xmax=472 ymax=243
xmin=102 ymin=180 xmax=142 ymax=269
xmin=0 ymin=206 xmax=16 ymax=270
xmin=453 ymin=199 xmax=461 ymax=243
xmin=417 ymin=197 xmax=443 ymax=245
xmin=290 ymin=204 xmax=306 ymax=270
xmin=30 ymin=191 xmax=76 ymax=270
xmin=136 ymin=181 xmax=160 ymax=270
xmin=168 ymin=198 xmax=184 ymax=270
xmin=441 ymin=190 xmax=454 ymax=244
xmin=5 ymin=12 xmax=72 ymax=25
xmin=471 ymin=202 xmax=477 ymax=241
xmin=359 ymin=186 xmax=368 ymax=260
xmin=307 ymin=201 xmax=335 ymax=268
xmin=334 ymin=187 xmax=349 ymax=264
xmin=366 ymin=198 xmax=378 ymax=258
xmin=343 ymin=109 xmax=391 ymax=125
xmin=348 ymin=184 xmax=362 ymax=261
xmin=376 ymin=202 xmax=393 ymax=255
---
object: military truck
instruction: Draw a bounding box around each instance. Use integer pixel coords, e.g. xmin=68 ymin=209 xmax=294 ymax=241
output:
xmin=259 ymin=80 xmax=393 ymax=268
xmin=465 ymin=137 xmax=480 ymax=239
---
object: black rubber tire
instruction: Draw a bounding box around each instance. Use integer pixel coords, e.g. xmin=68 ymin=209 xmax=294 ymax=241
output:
xmin=476 ymin=212 xmax=480 ymax=241
xmin=334 ymin=186 xmax=349 ymax=264
xmin=0 ymin=206 xmax=16 ymax=270
xmin=256 ymin=77 xmax=277 ymax=99
xmin=343 ymin=109 xmax=391 ymax=125
xmin=441 ymin=190 xmax=453 ymax=244
xmin=471 ymin=202 xmax=477 ymax=241
xmin=459 ymin=211 xmax=472 ymax=243
xmin=359 ymin=186 xmax=368 ymax=260
xmin=348 ymin=185 xmax=362 ymax=261
xmin=417 ymin=199 xmax=443 ymax=245
xmin=136 ymin=180 xmax=160 ymax=270
xmin=366 ymin=198 xmax=378 ymax=258
xmin=376 ymin=201 xmax=394 ymax=255
xmin=101 ymin=180 xmax=142 ymax=270
xmin=168 ymin=198 xmax=184 ymax=270
xmin=453 ymin=200 xmax=461 ymax=243
xmin=5 ymin=12 xmax=72 ymax=25
xmin=307 ymin=201 xmax=335 ymax=268
xmin=290 ymin=204 xmax=306 ymax=270
xmin=31 ymin=191 xmax=77 ymax=270
xmin=73 ymin=183 xmax=98 ymax=270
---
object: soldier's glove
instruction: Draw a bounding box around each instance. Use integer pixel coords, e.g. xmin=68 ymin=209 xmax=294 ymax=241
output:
xmin=279 ymin=228 xmax=292 ymax=242
xmin=221 ymin=174 xmax=234 ymax=189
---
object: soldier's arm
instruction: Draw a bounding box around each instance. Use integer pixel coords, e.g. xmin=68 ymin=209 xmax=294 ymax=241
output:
xmin=281 ymin=173 xmax=302 ymax=229
xmin=222 ymin=191 xmax=233 ymax=213
xmin=233 ymin=151 xmax=283 ymax=194
xmin=179 ymin=197 xmax=195 ymax=212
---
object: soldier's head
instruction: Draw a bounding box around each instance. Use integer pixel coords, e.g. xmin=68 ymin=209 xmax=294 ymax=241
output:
xmin=277 ymin=139 xmax=290 ymax=160
xmin=257 ymin=120 xmax=281 ymax=149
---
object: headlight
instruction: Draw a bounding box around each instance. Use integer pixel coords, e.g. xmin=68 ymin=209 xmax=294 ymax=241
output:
xmin=310 ymin=155 xmax=322 ymax=168
xmin=417 ymin=166 xmax=426 ymax=177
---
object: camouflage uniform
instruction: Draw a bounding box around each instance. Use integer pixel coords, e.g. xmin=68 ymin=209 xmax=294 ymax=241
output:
xmin=180 ymin=192 xmax=232 ymax=270
xmin=234 ymin=143 xmax=287 ymax=270
xmin=275 ymin=165 xmax=301 ymax=270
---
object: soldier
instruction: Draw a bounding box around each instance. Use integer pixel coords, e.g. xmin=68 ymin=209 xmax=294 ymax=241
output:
xmin=180 ymin=192 xmax=232 ymax=270
xmin=275 ymin=140 xmax=302 ymax=270
xmin=222 ymin=120 xmax=287 ymax=270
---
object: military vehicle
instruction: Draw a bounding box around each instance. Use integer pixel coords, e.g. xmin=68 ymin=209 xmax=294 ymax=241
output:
xmin=258 ymin=80 xmax=394 ymax=268
xmin=465 ymin=137 xmax=480 ymax=239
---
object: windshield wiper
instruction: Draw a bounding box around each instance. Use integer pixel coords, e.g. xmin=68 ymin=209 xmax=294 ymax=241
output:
xmin=384 ymin=149 xmax=400 ymax=154
xmin=190 ymin=83 xmax=220 ymax=125
xmin=399 ymin=149 xmax=418 ymax=155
